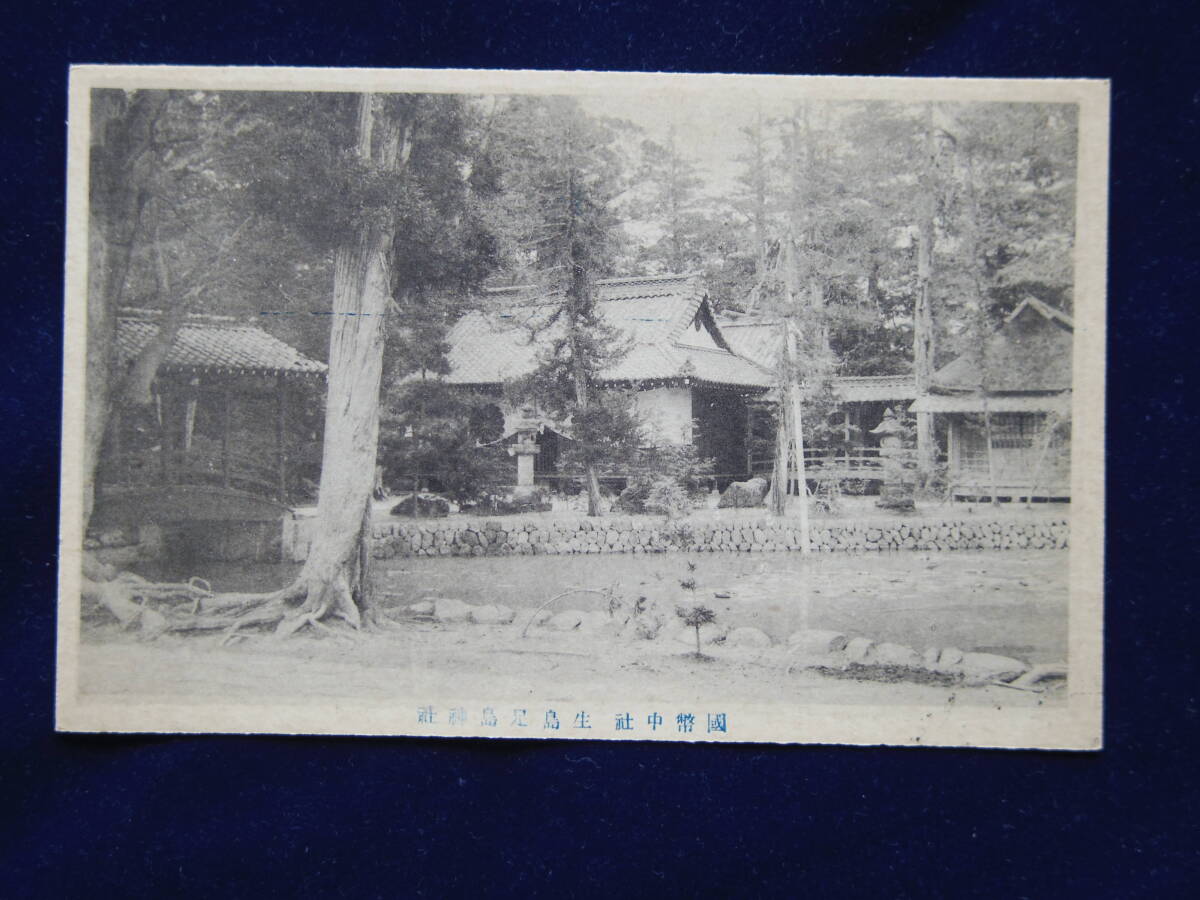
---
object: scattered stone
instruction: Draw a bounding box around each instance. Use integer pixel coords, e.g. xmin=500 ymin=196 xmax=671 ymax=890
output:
xmin=717 ymin=477 xmax=769 ymax=509
xmin=97 ymin=529 xmax=131 ymax=548
xmin=787 ymin=630 xmax=849 ymax=655
xmin=937 ymin=646 xmax=965 ymax=667
xmin=433 ymin=597 xmax=473 ymax=623
xmin=870 ymin=642 xmax=922 ymax=668
xmin=725 ymin=627 xmax=772 ymax=648
xmin=957 ymin=652 xmax=1030 ymax=685
xmin=82 ymin=554 xmax=118 ymax=583
xmin=1006 ymin=662 xmax=1068 ymax=691
xmin=843 ymin=637 xmax=876 ymax=663
xmin=470 ymin=604 xmax=515 ymax=625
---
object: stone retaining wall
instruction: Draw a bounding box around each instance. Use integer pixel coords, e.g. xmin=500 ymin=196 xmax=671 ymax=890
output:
xmin=366 ymin=515 xmax=1069 ymax=559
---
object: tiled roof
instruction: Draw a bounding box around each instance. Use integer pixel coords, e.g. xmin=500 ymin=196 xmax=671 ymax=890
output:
xmin=932 ymin=298 xmax=1073 ymax=393
xmin=116 ymin=309 xmax=327 ymax=376
xmin=909 ymin=392 xmax=1071 ymax=415
xmin=718 ymin=317 xmax=782 ymax=370
xmin=444 ymin=274 xmax=773 ymax=390
xmin=718 ymin=315 xmax=917 ymax=401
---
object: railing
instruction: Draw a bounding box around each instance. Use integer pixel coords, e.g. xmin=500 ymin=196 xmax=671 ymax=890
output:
xmin=750 ymin=447 xmax=922 ymax=480
xmin=99 ymin=448 xmax=287 ymax=503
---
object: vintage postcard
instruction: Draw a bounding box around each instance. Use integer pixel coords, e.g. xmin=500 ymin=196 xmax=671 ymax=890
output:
xmin=57 ymin=66 xmax=1107 ymax=748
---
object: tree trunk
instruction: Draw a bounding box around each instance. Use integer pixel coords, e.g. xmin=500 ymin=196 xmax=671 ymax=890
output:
xmin=785 ymin=322 xmax=811 ymax=554
xmin=770 ymin=325 xmax=790 ymax=516
xmin=82 ymin=91 xmax=168 ymax=531
xmin=571 ymin=362 xmax=603 ymax=517
xmin=914 ymin=103 xmax=938 ymax=477
xmin=165 ymin=93 xmax=400 ymax=639
xmin=285 ymin=95 xmax=397 ymax=628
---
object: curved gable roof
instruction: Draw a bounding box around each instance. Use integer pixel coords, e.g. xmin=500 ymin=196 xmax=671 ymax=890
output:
xmin=444 ymin=274 xmax=772 ymax=390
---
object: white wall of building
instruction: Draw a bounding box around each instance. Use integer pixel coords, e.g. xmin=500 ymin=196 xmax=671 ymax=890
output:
xmin=633 ymin=386 xmax=693 ymax=445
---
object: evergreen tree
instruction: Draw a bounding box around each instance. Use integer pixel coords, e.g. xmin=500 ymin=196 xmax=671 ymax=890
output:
xmin=489 ymin=96 xmax=636 ymax=516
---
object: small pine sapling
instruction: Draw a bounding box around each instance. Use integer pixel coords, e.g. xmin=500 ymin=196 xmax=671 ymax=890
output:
xmin=675 ymin=561 xmax=715 ymax=657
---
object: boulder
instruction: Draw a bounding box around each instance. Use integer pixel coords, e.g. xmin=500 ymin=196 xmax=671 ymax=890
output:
xmin=389 ymin=495 xmax=450 ymax=518
xmin=843 ymin=636 xmax=876 ymax=663
xmin=870 ymin=642 xmax=922 ymax=668
xmin=717 ymin=477 xmax=769 ymax=509
xmin=725 ymin=627 xmax=772 ymax=649
xmin=470 ymin=604 xmax=515 ymax=625
xmin=937 ymin=646 xmax=965 ymax=668
xmin=81 ymin=553 xmax=118 ymax=583
xmin=956 ymin=652 xmax=1030 ymax=686
xmin=921 ymin=647 xmax=941 ymax=668
xmin=407 ymin=600 xmax=435 ymax=616
xmin=788 ymin=629 xmax=849 ymax=656
xmin=433 ymin=597 xmax=473 ymax=623
xmin=97 ymin=528 xmax=133 ymax=548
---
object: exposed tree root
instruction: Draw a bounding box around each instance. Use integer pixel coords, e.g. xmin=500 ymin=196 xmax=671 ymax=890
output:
xmin=82 ymin=553 xmax=373 ymax=644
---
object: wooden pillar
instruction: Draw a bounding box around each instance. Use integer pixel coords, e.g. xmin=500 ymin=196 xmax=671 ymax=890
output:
xmin=744 ymin=401 xmax=755 ymax=476
xmin=158 ymin=390 xmax=172 ymax=484
xmin=276 ymin=374 xmax=288 ymax=503
xmin=221 ymin=383 xmax=232 ymax=489
xmin=110 ymin=406 xmax=123 ymax=486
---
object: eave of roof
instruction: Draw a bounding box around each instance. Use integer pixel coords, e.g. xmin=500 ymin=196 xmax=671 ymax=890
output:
xmin=116 ymin=309 xmax=327 ymax=377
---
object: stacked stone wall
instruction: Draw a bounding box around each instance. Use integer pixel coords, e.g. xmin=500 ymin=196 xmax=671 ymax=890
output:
xmin=367 ymin=515 xmax=1069 ymax=559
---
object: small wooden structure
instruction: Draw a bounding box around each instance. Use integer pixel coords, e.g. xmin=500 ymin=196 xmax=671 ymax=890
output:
xmin=94 ymin=309 xmax=326 ymax=552
xmin=909 ymin=298 xmax=1073 ymax=502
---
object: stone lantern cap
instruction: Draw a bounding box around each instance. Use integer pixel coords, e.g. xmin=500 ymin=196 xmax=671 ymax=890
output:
xmin=870 ymin=408 xmax=905 ymax=437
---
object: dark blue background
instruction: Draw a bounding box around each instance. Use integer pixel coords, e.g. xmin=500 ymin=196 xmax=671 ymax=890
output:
xmin=2 ymin=2 xmax=1197 ymax=896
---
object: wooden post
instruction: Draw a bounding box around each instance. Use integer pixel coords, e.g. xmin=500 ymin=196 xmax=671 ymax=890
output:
xmin=276 ymin=373 xmax=288 ymax=503
xmin=221 ymin=384 xmax=232 ymax=489
xmin=158 ymin=391 xmax=172 ymax=484
xmin=744 ymin=402 xmax=755 ymax=476
xmin=786 ymin=321 xmax=811 ymax=554
xmin=110 ymin=406 xmax=123 ymax=486
xmin=1023 ymin=411 xmax=1061 ymax=507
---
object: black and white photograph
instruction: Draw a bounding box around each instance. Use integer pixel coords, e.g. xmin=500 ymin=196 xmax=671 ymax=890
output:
xmin=57 ymin=67 xmax=1106 ymax=747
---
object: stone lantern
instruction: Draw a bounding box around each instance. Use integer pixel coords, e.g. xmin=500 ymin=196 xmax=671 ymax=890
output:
xmin=870 ymin=408 xmax=905 ymax=451
xmin=871 ymin=408 xmax=916 ymax=511
xmin=505 ymin=405 xmax=542 ymax=494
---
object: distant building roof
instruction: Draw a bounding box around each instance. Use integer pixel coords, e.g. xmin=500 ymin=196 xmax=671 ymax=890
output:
xmin=718 ymin=315 xmax=918 ymax=401
xmin=444 ymin=274 xmax=774 ymax=391
xmin=116 ymin=308 xmax=327 ymax=377
xmin=832 ymin=374 xmax=918 ymax=402
xmin=931 ymin=297 xmax=1074 ymax=394
xmin=909 ymin=393 xmax=1072 ymax=415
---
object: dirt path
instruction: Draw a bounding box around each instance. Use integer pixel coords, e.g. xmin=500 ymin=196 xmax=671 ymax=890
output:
xmin=77 ymin=621 xmax=1062 ymax=711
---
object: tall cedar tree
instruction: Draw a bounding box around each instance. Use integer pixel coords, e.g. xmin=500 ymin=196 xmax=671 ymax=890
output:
xmin=84 ymin=91 xmax=503 ymax=636
xmin=491 ymin=97 xmax=636 ymax=515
